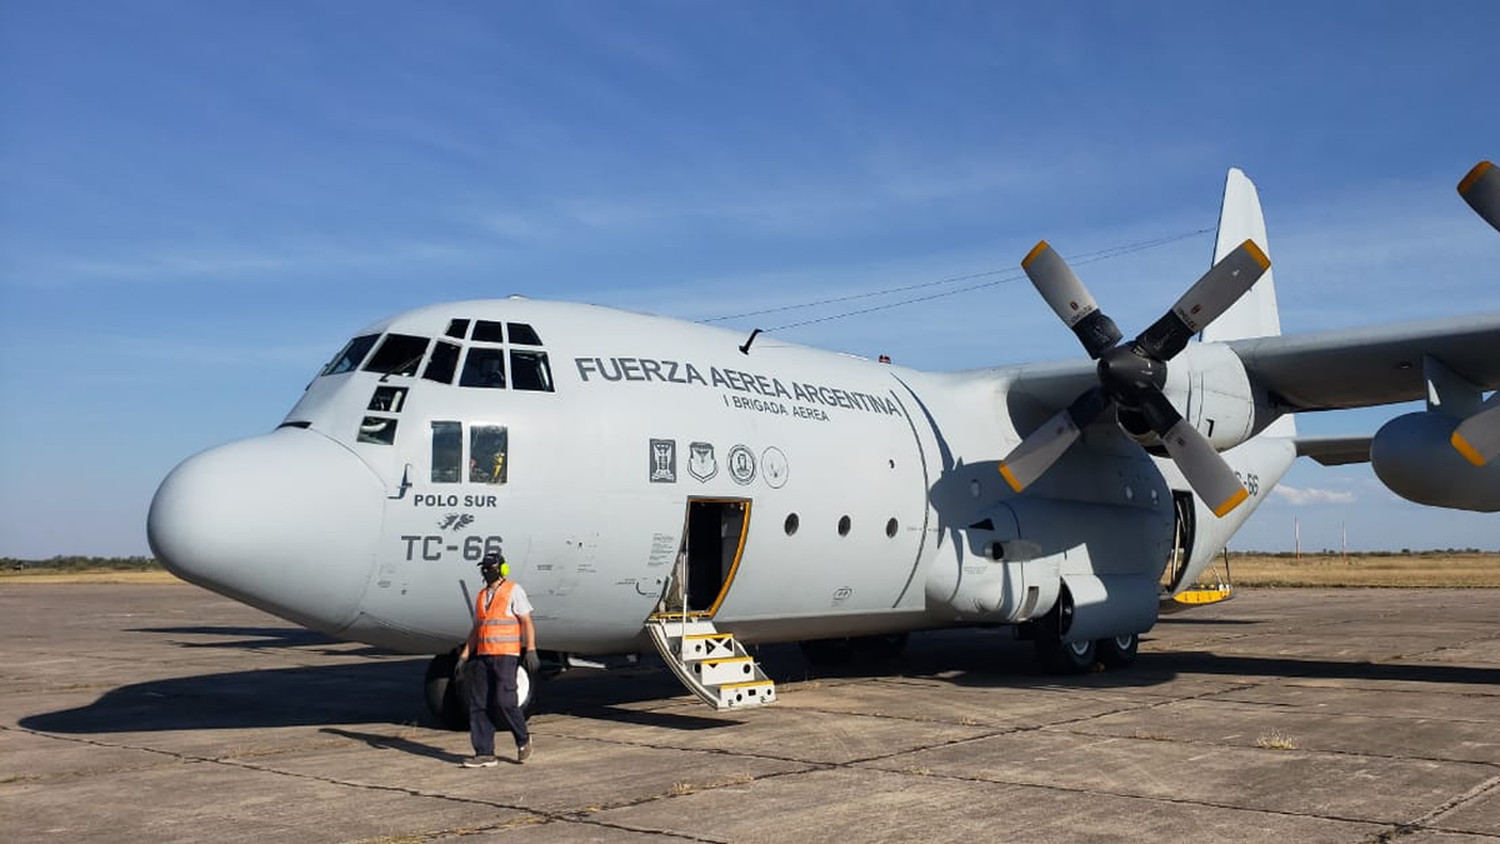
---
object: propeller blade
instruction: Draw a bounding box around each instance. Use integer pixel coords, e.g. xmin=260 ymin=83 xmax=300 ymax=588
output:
xmin=1135 ymin=239 xmax=1270 ymax=361
xmin=999 ymin=388 xmax=1110 ymax=493
xmin=1451 ymin=401 xmax=1500 ymax=467
xmin=1021 ymin=241 xmax=1123 ymax=359
xmin=1459 ymin=160 xmax=1500 ymax=234
xmin=1137 ymin=391 xmax=1249 ymax=517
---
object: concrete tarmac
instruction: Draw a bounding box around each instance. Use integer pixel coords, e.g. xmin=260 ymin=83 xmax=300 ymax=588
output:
xmin=4 ymin=583 xmax=1499 ymax=843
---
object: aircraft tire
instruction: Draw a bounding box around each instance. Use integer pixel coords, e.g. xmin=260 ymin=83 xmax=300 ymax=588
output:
xmin=1096 ymin=632 xmax=1139 ymax=668
xmin=1036 ymin=636 xmax=1098 ymax=674
xmin=424 ymin=651 xmax=538 ymax=731
xmin=424 ymin=651 xmax=468 ymax=730
xmin=1033 ymin=588 xmax=1099 ymax=673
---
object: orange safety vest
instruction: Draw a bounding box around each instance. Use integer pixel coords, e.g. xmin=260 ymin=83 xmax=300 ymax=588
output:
xmin=474 ymin=580 xmax=522 ymax=656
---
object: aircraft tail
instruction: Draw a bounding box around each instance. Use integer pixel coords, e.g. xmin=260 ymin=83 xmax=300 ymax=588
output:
xmin=1202 ymin=168 xmax=1295 ymax=437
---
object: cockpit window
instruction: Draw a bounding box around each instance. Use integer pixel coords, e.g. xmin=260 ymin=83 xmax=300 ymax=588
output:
xmin=322 ymin=334 xmax=379 ymax=376
xmin=470 ymin=425 xmax=508 ymax=484
xmin=459 ymin=348 xmax=507 ymax=388
xmin=508 ymin=323 xmax=542 ymax=345
xmin=510 ymin=349 xmax=554 ymax=392
xmin=445 ymin=319 xmax=469 ymax=340
xmin=472 ymin=320 xmax=505 ymax=343
xmin=362 ymin=333 xmax=431 ymax=377
xmin=357 ymin=416 xmax=398 ymax=445
xmin=431 ymin=421 xmax=462 ymax=482
xmin=423 ymin=341 xmax=461 ymax=384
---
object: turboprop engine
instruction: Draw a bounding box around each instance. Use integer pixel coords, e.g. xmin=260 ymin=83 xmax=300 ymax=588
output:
xmin=1372 ymin=411 xmax=1500 ymax=512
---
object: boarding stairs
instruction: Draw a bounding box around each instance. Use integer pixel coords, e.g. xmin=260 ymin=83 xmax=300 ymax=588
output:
xmin=646 ymin=615 xmax=777 ymax=710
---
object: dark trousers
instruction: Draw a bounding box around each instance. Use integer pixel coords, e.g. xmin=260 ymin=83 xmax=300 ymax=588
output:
xmin=468 ymin=654 xmax=528 ymax=755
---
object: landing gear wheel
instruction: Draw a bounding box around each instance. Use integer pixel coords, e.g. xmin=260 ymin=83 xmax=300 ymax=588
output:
xmin=424 ymin=651 xmax=468 ymax=730
xmin=1038 ymin=636 xmax=1098 ymax=673
xmin=424 ymin=651 xmax=539 ymax=731
xmin=1097 ymin=632 xmax=1139 ymax=668
xmin=1033 ymin=588 xmax=1098 ymax=674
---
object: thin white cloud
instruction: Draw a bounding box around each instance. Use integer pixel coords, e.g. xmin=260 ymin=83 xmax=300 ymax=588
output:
xmin=1273 ymin=485 xmax=1357 ymax=505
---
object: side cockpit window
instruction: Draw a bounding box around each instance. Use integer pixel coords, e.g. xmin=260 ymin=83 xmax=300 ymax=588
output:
xmin=431 ymin=421 xmax=509 ymax=485
xmin=362 ymin=333 xmax=431 ymax=377
xmin=322 ymin=334 xmax=379 ymax=376
xmin=431 ymin=421 xmax=462 ymax=482
xmin=470 ymin=425 xmax=508 ymax=484
xmin=510 ymin=349 xmax=553 ymax=392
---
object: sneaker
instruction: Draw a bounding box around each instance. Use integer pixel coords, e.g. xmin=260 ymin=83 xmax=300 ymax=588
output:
xmin=517 ymin=743 xmax=532 ymax=763
xmin=462 ymin=755 xmax=499 ymax=768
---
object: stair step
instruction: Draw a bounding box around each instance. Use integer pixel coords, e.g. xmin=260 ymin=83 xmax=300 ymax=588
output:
xmin=645 ymin=617 xmax=776 ymax=711
xmin=692 ymin=656 xmax=757 ymax=685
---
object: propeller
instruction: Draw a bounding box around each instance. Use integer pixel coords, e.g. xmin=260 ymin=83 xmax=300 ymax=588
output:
xmin=1458 ymin=160 xmax=1500 ymax=234
xmin=1452 ymin=403 xmax=1500 ymax=467
xmin=1449 ymin=161 xmax=1500 ymax=466
xmin=998 ymin=239 xmax=1270 ymax=517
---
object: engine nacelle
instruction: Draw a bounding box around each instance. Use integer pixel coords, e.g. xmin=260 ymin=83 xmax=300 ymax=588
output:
xmin=1159 ymin=343 xmax=1271 ymax=450
xmin=1372 ymin=412 xmax=1500 ymax=512
xmin=924 ymin=496 xmax=1171 ymax=629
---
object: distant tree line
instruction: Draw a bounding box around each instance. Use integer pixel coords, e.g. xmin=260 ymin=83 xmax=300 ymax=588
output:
xmin=1232 ymin=548 xmax=1491 ymax=558
xmin=3 ymin=556 xmax=162 ymax=571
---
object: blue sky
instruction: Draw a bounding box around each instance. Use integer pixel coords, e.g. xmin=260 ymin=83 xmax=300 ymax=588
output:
xmin=1 ymin=1 xmax=1496 ymax=558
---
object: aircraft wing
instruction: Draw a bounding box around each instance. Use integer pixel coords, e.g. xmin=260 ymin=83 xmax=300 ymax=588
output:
xmin=1226 ymin=312 xmax=1500 ymax=412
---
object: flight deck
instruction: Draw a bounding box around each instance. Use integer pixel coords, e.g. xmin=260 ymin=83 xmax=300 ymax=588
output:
xmin=5 ymin=583 xmax=1499 ymax=842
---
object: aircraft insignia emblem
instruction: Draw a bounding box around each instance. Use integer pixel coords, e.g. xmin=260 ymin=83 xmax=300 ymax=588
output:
xmin=688 ymin=442 xmax=718 ymax=482
xmin=438 ymin=513 xmax=474 ymax=532
xmin=649 ymin=438 xmax=677 ymax=483
xmin=761 ymin=446 xmax=788 ymax=488
xmin=727 ymin=444 xmax=756 ymax=485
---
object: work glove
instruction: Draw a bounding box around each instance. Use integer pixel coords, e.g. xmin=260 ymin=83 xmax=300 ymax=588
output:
xmin=453 ymin=653 xmax=470 ymax=683
xmin=522 ymin=649 xmax=540 ymax=676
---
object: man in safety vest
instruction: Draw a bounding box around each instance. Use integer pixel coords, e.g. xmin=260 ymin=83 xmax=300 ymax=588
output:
xmin=457 ymin=551 xmax=538 ymax=766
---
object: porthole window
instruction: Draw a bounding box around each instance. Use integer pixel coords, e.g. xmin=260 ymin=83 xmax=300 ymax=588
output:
xmin=885 ymin=518 xmax=898 ymax=538
xmin=784 ymin=513 xmax=799 ymax=536
xmin=837 ymin=515 xmax=851 ymax=536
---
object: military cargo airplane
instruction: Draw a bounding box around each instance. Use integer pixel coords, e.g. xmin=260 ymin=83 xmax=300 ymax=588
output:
xmin=148 ymin=165 xmax=1500 ymax=727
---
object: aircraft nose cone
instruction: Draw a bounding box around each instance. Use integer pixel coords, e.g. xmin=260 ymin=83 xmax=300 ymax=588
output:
xmin=148 ymin=428 xmax=384 ymax=634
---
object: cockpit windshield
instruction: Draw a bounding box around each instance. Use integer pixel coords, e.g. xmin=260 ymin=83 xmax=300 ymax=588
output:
xmin=362 ymin=334 xmax=432 ymax=377
xmin=321 ymin=334 xmax=379 ymax=376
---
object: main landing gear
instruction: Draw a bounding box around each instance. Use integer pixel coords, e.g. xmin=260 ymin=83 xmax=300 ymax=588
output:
xmin=424 ymin=649 xmax=537 ymax=731
xmin=1030 ymin=591 xmax=1140 ymax=674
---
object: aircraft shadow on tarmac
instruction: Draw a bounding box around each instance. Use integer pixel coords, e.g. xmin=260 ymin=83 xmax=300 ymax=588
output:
xmin=127 ymin=625 xmax=391 ymax=657
xmin=21 ymin=632 xmax=1500 ymax=737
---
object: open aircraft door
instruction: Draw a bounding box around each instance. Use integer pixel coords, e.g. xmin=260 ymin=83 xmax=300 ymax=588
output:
xmin=661 ymin=497 xmax=750 ymax=618
xmin=645 ymin=497 xmax=775 ymax=709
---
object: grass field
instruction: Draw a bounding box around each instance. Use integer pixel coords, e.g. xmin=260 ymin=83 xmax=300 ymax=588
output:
xmin=4 ymin=553 xmax=1499 ymax=587
xmin=1214 ymin=552 xmax=1500 ymax=588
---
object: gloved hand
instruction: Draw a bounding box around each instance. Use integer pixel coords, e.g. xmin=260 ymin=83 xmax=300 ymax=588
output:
xmin=522 ymin=648 xmax=540 ymax=676
xmin=453 ymin=653 xmax=469 ymax=682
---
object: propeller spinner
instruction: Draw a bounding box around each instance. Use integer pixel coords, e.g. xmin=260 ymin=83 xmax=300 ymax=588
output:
xmin=998 ymin=239 xmax=1270 ymax=517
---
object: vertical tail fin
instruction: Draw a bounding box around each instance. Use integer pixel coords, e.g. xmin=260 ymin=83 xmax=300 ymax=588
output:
xmin=1202 ymin=167 xmax=1294 ymax=436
